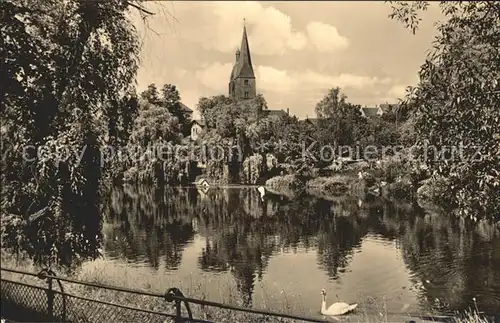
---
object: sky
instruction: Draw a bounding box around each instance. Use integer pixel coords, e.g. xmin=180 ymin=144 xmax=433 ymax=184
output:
xmin=130 ymin=1 xmax=444 ymax=120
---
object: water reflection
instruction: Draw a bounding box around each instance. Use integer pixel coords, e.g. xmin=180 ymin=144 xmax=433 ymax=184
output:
xmin=103 ymin=184 xmax=500 ymax=315
xmin=103 ymin=186 xmax=195 ymax=270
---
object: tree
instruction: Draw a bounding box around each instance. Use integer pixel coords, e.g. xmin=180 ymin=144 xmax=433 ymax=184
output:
xmin=141 ymin=84 xmax=162 ymax=105
xmin=107 ymin=91 xmax=139 ymax=147
xmin=365 ymin=118 xmax=400 ymax=148
xmin=122 ymin=98 xmax=183 ymax=185
xmin=315 ymin=87 xmax=368 ymax=155
xmin=161 ymin=84 xmax=191 ymax=137
xmin=196 ymin=95 xmax=236 ymax=128
xmin=128 ymin=98 xmax=181 ymax=147
xmin=140 ymin=83 xmax=191 ymax=137
xmin=119 ymin=92 xmax=140 ymax=146
xmin=196 ymin=95 xmax=268 ymax=182
xmin=197 ymin=95 xmax=265 ymax=142
xmin=1 ymin=0 xmax=151 ymax=268
xmin=387 ymin=1 xmax=500 ymax=219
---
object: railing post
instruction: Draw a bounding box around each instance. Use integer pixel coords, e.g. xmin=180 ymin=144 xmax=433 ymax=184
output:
xmin=37 ymin=268 xmax=58 ymax=321
xmin=165 ymin=287 xmax=193 ymax=323
xmin=46 ymin=276 xmax=54 ymax=320
xmin=175 ymin=297 xmax=182 ymax=322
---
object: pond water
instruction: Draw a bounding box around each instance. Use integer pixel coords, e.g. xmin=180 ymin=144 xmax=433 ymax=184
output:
xmin=85 ymin=185 xmax=500 ymax=319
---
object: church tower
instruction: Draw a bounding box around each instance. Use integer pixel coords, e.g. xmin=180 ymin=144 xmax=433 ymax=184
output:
xmin=229 ymin=21 xmax=256 ymax=100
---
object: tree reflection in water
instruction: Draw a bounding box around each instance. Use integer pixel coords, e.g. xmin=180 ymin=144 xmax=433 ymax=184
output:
xmin=104 ymin=185 xmax=500 ymax=314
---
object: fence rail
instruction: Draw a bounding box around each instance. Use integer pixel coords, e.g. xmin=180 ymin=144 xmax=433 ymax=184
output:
xmin=0 ymin=266 xmax=332 ymax=323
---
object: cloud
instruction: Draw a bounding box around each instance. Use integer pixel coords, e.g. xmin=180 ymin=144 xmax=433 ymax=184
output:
xmin=174 ymin=2 xmax=349 ymax=56
xmin=257 ymin=67 xmax=390 ymax=92
xmin=196 ymin=62 xmax=391 ymax=95
xmin=194 ymin=62 xmax=233 ymax=93
xmin=256 ymin=66 xmax=299 ymax=92
xmin=173 ymin=68 xmax=188 ymax=79
xmin=388 ymin=84 xmax=407 ymax=99
xmin=300 ymin=71 xmax=388 ymax=89
xmin=306 ymin=21 xmax=349 ymax=52
xmin=178 ymin=2 xmax=307 ymax=56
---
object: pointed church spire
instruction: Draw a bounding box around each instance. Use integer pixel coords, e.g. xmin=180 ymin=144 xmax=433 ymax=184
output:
xmin=228 ymin=20 xmax=257 ymax=99
xmin=237 ymin=20 xmax=255 ymax=78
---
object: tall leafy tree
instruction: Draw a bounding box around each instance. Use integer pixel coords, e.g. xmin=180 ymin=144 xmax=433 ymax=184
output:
xmin=1 ymin=0 xmax=151 ymax=267
xmin=161 ymin=84 xmax=191 ymax=136
xmin=387 ymin=1 xmax=500 ymax=219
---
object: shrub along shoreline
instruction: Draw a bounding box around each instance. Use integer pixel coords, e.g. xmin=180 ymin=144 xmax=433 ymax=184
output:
xmin=264 ymin=156 xmax=442 ymax=208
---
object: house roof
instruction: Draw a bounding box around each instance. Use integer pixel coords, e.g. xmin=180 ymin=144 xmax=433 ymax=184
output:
xmin=265 ymin=109 xmax=288 ymax=117
xmin=302 ymin=118 xmax=320 ymax=126
xmin=192 ymin=119 xmax=206 ymax=127
xmin=379 ymin=103 xmax=400 ymax=114
xmin=180 ymin=102 xmax=193 ymax=113
xmin=230 ymin=25 xmax=255 ymax=80
xmin=360 ymin=107 xmax=379 ymax=117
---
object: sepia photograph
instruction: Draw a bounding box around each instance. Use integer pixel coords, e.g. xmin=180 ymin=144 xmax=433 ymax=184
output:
xmin=1 ymin=1 xmax=499 ymax=323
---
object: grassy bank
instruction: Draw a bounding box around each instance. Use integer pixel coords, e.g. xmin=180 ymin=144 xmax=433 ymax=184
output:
xmin=0 ymin=252 xmax=491 ymax=323
xmin=0 ymin=252 xmax=297 ymax=323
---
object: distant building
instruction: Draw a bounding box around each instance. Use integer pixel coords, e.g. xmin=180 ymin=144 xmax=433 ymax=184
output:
xmin=378 ymin=103 xmax=401 ymax=117
xmin=264 ymin=108 xmax=289 ymax=118
xmin=359 ymin=106 xmax=381 ymax=118
xmin=228 ymin=21 xmax=257 ymax=101
xmin=180 ymin=102 xmax=193 ymax=117
xmin=190 ymin=119 xmax=205 ymax=141
xmin=358 ymin=103 xmax=402 ymax=119
xmin=301 ymin=117 xmax=320 ymax=127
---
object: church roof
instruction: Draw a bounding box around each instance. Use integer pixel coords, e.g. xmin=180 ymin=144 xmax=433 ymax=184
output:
xmin=230 ymin=25 xmax=255 ymax=80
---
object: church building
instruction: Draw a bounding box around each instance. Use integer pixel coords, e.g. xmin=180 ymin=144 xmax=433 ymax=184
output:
xmin=228 ymin=23 xmax=257 ymax=100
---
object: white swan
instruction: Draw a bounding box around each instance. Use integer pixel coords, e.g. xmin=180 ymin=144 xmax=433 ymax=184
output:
xmin=320 ymin=289 xmax=358 ymax=316
xmin=257 ymin=186 xmax=266 ymax=201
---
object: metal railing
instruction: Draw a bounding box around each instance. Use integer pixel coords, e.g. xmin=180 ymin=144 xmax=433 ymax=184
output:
xmin=0 ymin=267 xmax=332 ymax=323
xmin=3 ymin=266 xmax=498 ymax=323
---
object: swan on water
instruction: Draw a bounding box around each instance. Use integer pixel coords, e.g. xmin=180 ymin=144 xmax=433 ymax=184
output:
xmin=320 ymin=289 xmax=358 ymax=316
xmin=257 ymin=186 xmax=266 ymax=201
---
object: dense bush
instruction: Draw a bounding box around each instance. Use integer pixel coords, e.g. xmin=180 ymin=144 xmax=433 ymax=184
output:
xmin=306 ymin=176 xmax=350 ymax=197
xmin=265 ymin=175 xmax=306 ymax=192
xmin=416 ymin=176 xmax=455 ymax=207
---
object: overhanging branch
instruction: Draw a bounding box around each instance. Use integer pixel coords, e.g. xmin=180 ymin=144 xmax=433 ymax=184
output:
xmin=126 ymin=1 xmax=155 ymax=15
